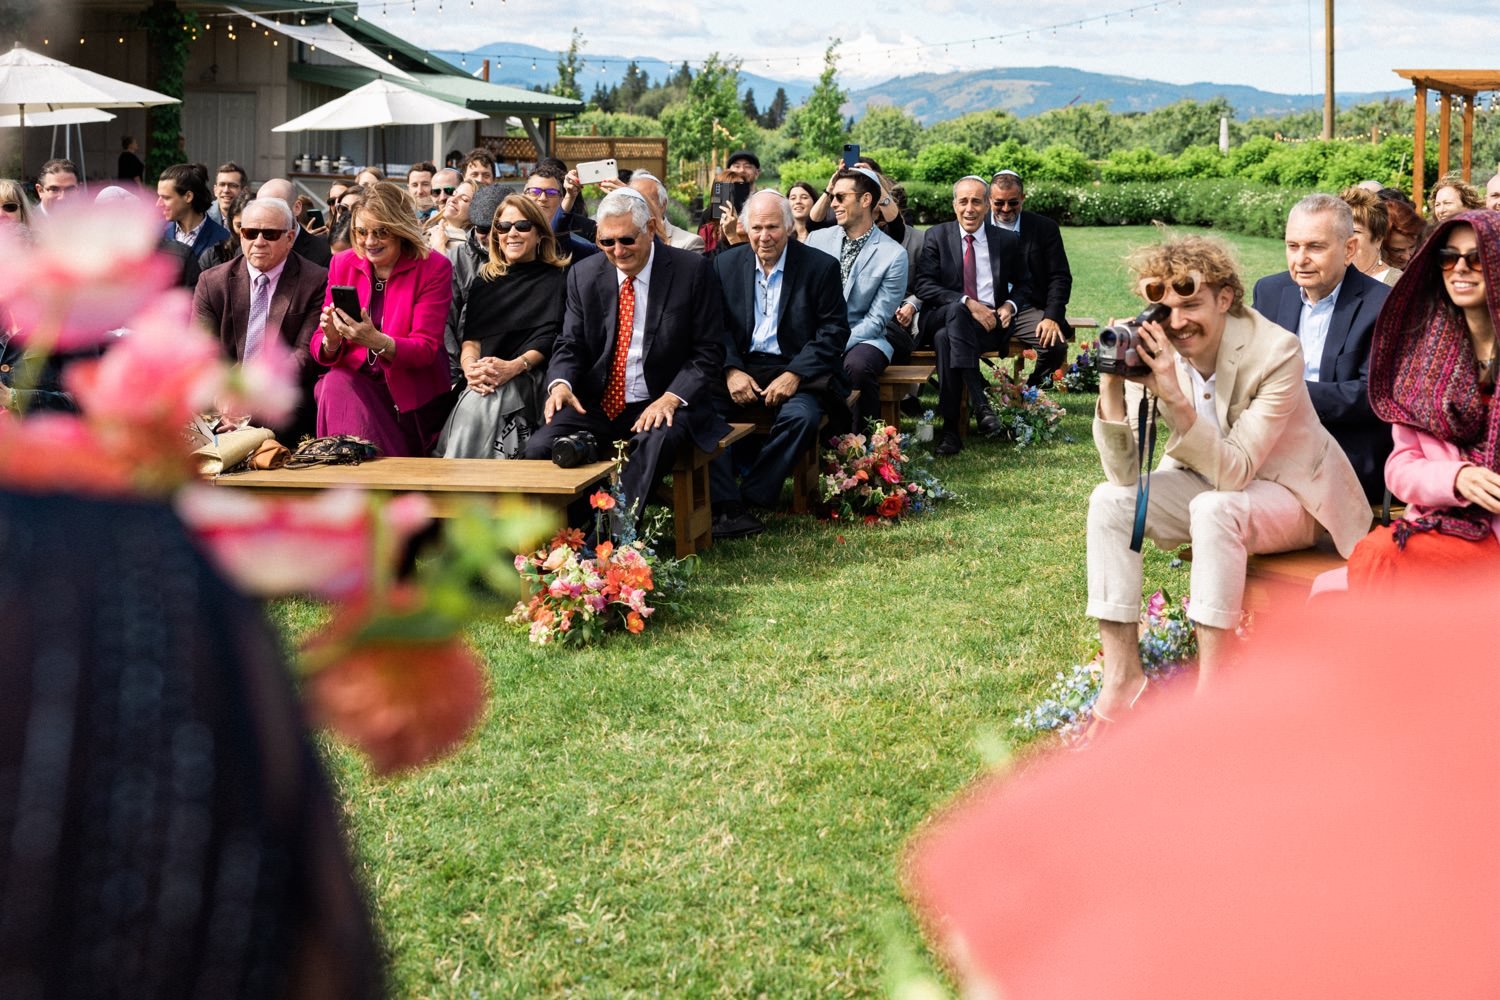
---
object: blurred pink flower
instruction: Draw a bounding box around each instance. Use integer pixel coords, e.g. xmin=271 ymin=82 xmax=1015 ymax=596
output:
xmin=0 ymin=411 xmax=138 ymax=497
xmin=0 ymin=196 xmax=177 ymax=349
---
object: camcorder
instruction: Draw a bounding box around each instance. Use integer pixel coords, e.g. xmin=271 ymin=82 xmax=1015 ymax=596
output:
xmin=551 ymin=430 xmax=599 ymax=468
xmin=1096 ymin=302 xmax=1171 ymax=377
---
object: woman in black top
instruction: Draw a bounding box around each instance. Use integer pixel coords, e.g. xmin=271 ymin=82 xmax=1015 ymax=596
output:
xmin=117 ymin=135 xmax=145 ymax=184
xmin=435 ymin=193 xmax=570 ymax=459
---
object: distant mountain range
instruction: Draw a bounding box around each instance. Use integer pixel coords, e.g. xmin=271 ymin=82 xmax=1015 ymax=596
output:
xmin=429 ymin=46 xmax=1405 ymax=125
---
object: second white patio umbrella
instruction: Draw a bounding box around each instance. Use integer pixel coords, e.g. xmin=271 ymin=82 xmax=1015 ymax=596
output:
xmin=273 ymin=78 xmax=487 ymax=172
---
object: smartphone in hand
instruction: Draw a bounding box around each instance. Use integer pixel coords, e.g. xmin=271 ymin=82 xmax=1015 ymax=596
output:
xmin=330 ymin=284 xmax=363 ymax=321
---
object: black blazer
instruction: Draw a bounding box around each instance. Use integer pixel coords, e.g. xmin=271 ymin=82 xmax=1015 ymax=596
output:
xmin=294 ymin=226 xmax=334 ymax=268
xmin=713 ymin=240 xmax=851 ymax=397
xmin=1252 ymin=264 xmax=1392 ymax=501
xmin=1015 ymin=210 xmax=1074 ymax=337
xmin=915 ymin=219 xmax=1032 ymax=316
xmin=547 ymin=243 xmax=729 ymax=452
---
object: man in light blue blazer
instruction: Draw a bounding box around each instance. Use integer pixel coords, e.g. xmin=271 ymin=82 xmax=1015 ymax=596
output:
xmin=806 ymin=168 xmax=909 ymax=431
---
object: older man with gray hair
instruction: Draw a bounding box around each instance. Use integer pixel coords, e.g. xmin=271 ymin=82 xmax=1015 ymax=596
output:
xmin=1251 ymin=193 xmax=1391 ymax=501
xmin=628 ymin=171 xmax=705 ymax=252
xmin=523 ymin=188 xmax=728 ymax=518
xmin=257 ymin=178 xmax=333 ymax=267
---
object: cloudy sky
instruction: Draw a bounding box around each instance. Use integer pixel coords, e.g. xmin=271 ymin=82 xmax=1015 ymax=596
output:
xmin=373 ymin=1 xmax=1496 ymax=95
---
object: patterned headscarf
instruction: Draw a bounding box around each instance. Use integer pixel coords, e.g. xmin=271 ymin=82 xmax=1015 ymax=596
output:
xmin=1368 ymin=209 xmax=1500 ymax=540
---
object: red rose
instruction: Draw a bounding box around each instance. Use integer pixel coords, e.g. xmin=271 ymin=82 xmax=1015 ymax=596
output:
xmin=878 ymin=493 xmax=906 ymax=519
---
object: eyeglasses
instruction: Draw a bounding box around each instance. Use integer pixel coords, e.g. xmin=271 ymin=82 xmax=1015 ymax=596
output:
xmin=1138 ymin=270 xmax=1204 ymax=303
xmin=239 ymin=227 xmax=287 ymax=241
xmin=353 ymin=226 xmax=392 ymax=241
xmin=495 ymin=219 xmax=536 ymax=234
xmin=435 ymin=186 xmax=457 ymax=196
xmin=992 ymin=197 xmax=1023 ymax=209
xmin=1438 ymin=247 xmax=1484 ymax=271
xmin=0 ymin=203 xmax=19 ymax=213
xmin=597 ymin=235 xmax=639 ymax=248
xmin=524 ymin=186 xmax=562 ymax=198
xmin=41 ymin=185 xmax=75 ymax=195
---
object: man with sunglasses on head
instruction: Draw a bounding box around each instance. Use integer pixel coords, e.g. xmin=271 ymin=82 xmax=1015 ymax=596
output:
xmin=193 ymin=197 xmax=329 ymax=437
xmin=523 ymin=188 xmax=727 ymax=520
xmin=989 ymin=169 xmax=1073 ymax=388
xmin=1085 ymin=235 xmax=1370 ymax=730
xmin=258 ymin=178 xmax=333 ymax=268
xmin=1251 ymin=194 xmax=1391 ymax=503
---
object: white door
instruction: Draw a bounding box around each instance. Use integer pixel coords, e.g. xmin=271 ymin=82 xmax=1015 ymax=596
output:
xmin=182 ymin=91 xmax=258 ymax=175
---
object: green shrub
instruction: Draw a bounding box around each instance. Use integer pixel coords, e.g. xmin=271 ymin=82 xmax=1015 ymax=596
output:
xmin=1021 ymin=178 xmax=1308 ymax=239
xmin=977 ymin=139 xmax=1044 ymax=183
xmin=861 ymin=147 xmax=915 ymax=182
xmin=1225 ymin=135 xmax=1277 ymax=175
xmin=775 ymin=157 xmax=839 ymax=192
xmin=914 ymin=143 xmax=977 ymax=184
xmin=1099 ymin=148 xmax=1177 ymax=183
xmin=1033 ymin=144 xmax=1095 ymax=185
xmin=898 ymin=180 xmax=951 ymax=225
xmin=1173 ymin=145 xmax=1228 ymax=179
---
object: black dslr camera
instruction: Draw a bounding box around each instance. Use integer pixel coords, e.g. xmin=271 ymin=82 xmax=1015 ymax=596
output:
xmin=551 ymin=430 xmax=599 ymax=468
xmin=1096 ymin=302 xmax=1171 ymax=377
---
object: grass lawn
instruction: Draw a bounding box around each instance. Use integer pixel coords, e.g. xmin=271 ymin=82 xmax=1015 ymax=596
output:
xmin=276 ymin=225 xmax=1289 ymax=997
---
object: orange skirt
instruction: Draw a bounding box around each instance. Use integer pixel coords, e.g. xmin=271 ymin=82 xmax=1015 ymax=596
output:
xmin=1347 ymin=522 xmax=1500 ymax=591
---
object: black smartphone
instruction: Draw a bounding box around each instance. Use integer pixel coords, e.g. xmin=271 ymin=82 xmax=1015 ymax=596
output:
xmin=304 ymin=208 xmax=325 ymax=230
xmin=710 ymin=180 xmax=726 ymax=220
xmin=330 ymin=284 xmax=362 ymax=321
xmin=842 ymin=143 xmax=860 ymax=169
xmin=709 ymin=180 xmax=753 ymax=220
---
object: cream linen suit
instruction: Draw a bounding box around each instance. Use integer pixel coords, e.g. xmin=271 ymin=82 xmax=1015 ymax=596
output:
xmin=1086 ymin=307 xmax=1372 ymax=629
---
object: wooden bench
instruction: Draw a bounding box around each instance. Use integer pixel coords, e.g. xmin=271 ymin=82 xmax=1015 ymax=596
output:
xmin=877 ymin=365 xmax=936 ymax=430
xmin=731 ymin=405 xmax=828 ymax=516
xmin=669 ymin=423 xmax=755 ymax=557
xmin=212 ymin=456 xmax=617 ymax=516
xmin=1243 ymin=543 xmax=1347 ymax=613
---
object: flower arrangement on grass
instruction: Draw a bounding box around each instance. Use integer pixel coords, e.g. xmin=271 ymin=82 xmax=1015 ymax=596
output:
xmin=509 ymin=475 xmax=695 ymax=646
xmin=819 ymin=423 xmax=954 ymax=525
xmin=984 ymin=368 xmax=1066 ymax=449
xmin=1013 ymin=590 xmax=1200 ymax=748
xmin=1057 ymin=339 xmax=1101 ymax=393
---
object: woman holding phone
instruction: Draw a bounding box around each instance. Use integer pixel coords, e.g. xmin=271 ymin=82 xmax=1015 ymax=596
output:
xmin=435 ymin=193 xmax=569 ymax=459
xmin=314 ymin=183 xmax=454 ymax=456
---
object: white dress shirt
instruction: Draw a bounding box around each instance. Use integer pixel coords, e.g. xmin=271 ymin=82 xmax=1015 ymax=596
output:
xmin=1296 ymin=280 xmax=1341 ymax=382
xmin=1177 ymin=355 xmax=1221 ymax=435
xmin=749 ymin=247 xmax=787 ymax=356
xmin=958 ymin=225 xmax=1015 ymax=312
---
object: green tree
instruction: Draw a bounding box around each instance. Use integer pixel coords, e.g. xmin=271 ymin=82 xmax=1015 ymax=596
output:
xmin=671 ymin=61 xmax=694 ymax=88
xmin=922 ymin=110 xmax=1022 ymax=152
xmin=618 ymin=61 xmax=650 ymax=113
xmin=1021 ymin=102 xmax=1125 ymax=159
xmin=796 ymin=42 xmax=848 ymax=158
xmin=851 ymin=104 xmax=923 ymax=152
xmin=1133 ymin=97 xmax=1235 ymax=155
xmin=589 ymin=82 xmax=615 ymax=113
xmin=760 ymin=88 xmax=790 ymax=129
xmin=553 ymin=27 xmax=585 ymax=101
xmin=741 ymin=87 xmax=759 ymax=122
xmin=658 ymin=54 xmax=749 ymax=163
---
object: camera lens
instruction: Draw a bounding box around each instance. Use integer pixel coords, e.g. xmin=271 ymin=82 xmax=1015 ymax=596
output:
xmin=1099 ymin=330 xmax=1121 ymax=347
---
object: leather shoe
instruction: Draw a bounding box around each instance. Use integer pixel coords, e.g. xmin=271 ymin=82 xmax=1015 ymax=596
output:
xmin=899 ymin=393 xmax=924 ymax=417
xmin=977 ymin=411 xmax=1003 ymax=437
xmin=711 ymin=509 xmax=765 ymax=540
xmin=935 ymin=431 xmax=962 ymax=456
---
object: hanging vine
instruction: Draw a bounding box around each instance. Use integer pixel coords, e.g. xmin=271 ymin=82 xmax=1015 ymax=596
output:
xmin=134 ymin=1 xmax=199 ymax=179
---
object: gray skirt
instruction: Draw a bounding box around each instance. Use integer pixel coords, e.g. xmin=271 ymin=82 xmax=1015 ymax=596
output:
xmin=433 ymin=368 xmax=544 ymax=459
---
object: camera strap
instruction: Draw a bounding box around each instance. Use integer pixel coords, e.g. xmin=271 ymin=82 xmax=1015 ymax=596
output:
xmin=1130 ymin=394 xmax=1159 ymax=553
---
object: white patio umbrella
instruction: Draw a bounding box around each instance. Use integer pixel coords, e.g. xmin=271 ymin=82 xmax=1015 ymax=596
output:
xmin=0 ymin=43 xmax=179 ymax=123
xmin=273 ymin=79 xmax=487 ymax=172
xmin=0 ymin=105 xmax=117 ymax=173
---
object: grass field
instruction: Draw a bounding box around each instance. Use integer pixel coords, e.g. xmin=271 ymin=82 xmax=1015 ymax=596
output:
xmin=276 ymin=225 xmax=1291 ymax=997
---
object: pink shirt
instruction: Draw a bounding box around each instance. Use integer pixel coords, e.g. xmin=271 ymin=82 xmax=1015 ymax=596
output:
xmin=1386 ymin=422 xmax=1500 ymax=542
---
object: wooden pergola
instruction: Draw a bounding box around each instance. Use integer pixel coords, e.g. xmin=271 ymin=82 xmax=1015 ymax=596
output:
xmin=1394 ymin=69 xmax=1500 ymax=212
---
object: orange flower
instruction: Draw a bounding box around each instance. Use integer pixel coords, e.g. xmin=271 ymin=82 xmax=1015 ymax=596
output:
xmin=595 ymin=540 xmax=615 ymax=562
xmin=590 ymin=490 xmax=616 ymax=511
xmin=854 ymin=469 xmax=869 ymax=482
xmin=549 ymin=526 xmax=586 ymax=551
xmin=625 ymin=611 xmax=645 ymax=634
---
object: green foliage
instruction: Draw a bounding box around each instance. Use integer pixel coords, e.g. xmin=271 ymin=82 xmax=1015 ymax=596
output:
xmin=1132 ymin=97 xmax=1235 ymax=155
xmin=851 ymin=105 xmax=923 ymax=153
xmin=658 ymin=54 xmax=749 ymax=164
xmin=1025 ymin=178 xmax=1308 ymax=238
xmin=1098 ymin=147 xmax=1178 ymax=183
xmin=795 ymin=42 xmax=849 ymax=158
xmin=860 ymin=148 xmax=914 ymax=182
xmin=774 ymin=156 xmax=840 ymax=191
xmin=976 ymin=139 xmax=1043 ymax=182
xmin=133 ymin=4 xmax=198 ymax=179
xmin=1031 ymin=144 xmax=1094 ymax=185
xmin=913 ymin=142 xmax=976 ymax=184
xmin=894 ymin=180 xmax=951 ymax=225
xmin=760 ymin=87 xmax=790 ymax=129
xmin=557 ymin=110 xmax=661 ymax=138
xmin=921 ymin=109 xmax=1023 ymax=152
xmin=553 ymin=28 xmax=585 ymax=102
xmin=1172 ymin=145 xmax=1228 ymax=179
xmin=1024 ymin=102 xmax=1127 ymax=160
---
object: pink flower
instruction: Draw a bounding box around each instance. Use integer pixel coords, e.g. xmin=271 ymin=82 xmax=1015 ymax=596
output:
xmin=0 ymin=196 xmax=177 ymax=350
xmin=0 ymin=411 xmax=140 ymax=497
xmin=877 ymin=461 xmax=901 ymax=484
xmin=541 ymin=545 xmax=572 ymax=571
xmin=1146 ymin=590 xmax=1168 ymax=620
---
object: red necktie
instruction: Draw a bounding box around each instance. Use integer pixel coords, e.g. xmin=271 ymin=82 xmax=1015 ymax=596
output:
xmin=962 ymin=233 xmax=978 ymax=301
xmin=603 ymin=276 xmax=635 ymax=419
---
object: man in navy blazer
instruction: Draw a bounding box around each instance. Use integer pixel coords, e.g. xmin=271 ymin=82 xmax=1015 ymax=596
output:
xmin=1252 ymin=194 xmax=1391 ymax=502
xmin=916 ymin=175 xmax=1033 ymax=454
xmin=990 ymin=170 xmax=1072 ymax=387
xmin=524 ymin=189 xmax=728 ymax=516
xmin=709 ymin=190 xmax=852 ymax=538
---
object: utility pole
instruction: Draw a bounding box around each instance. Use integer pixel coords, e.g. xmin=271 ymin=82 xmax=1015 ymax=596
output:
xmin=1322 ymin=0 xmax=1335 ymax=139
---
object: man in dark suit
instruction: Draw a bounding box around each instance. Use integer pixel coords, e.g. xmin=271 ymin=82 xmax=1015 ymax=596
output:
xmin=258 ymin=179 xmax=333 ymax=268
xmin=524 ymin=189 xmax=728 ymax=517
xmin=916 ymin=175 xmax=1033 ymax=454
xmin=1252 ymin=194 xmax=1391 ymax=502
xmin=709 ymin=190 xmax=852 ymax=538
xmin=990 ymin=169 xmax=1072 ymax=386
xmin=192 ymin=197 xmax=328 ymax=438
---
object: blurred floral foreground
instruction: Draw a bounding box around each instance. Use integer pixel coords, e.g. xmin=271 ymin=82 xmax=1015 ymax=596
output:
xmin=0 ymin=196 xmax=554 ymax=775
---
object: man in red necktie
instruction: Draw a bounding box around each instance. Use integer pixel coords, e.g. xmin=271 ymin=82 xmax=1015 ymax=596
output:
xmin=524 ymin=188 xmax=728 ymax=521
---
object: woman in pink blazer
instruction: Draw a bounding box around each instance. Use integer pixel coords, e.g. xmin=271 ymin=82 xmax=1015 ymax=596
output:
xmin=314 ymin=182 xmax=454 ymax=456
xmin=1349 ymin=210 xmax=1500 ymax=587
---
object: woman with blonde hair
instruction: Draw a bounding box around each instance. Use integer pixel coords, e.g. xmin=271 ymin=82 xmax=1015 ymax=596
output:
xmin=1339 ymin=186 xmax=1400 ymax=285
xmin=435 ymin=193 xmax=569 ymax=458
xmin=314 ymin=182 xmax=454 ymax=456
xmin=0 ymin=178 xmax=33 ymax=230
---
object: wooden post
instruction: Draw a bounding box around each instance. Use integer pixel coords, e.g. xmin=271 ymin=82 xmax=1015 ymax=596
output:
xmin=1321 ymin=0 xmax=1334 ymax=140
xmin=1462 ymin=94 xmax=1475 ymax=181
xmin=1414 ymin=82 xmax=1426 ymax=210
xmin=1438 ymin=91 xmax=1452 ymax=178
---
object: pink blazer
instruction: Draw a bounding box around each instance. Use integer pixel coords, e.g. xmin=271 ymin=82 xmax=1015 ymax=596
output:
xmin=1386 ymin=423 xmax=1500 ymax=542
xmin=314 ymin=247 xmax=453 ymax=412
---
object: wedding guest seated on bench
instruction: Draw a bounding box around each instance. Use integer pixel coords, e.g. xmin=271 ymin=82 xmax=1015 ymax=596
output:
xmin=1086 ymin=235 xmax=1370 ymax=728
xmin=435 ymin=193 xmax=570 ymax=459
xmin=523 ymin=188 xmax=727 ymax=520
xmin=1348 ymin=211 xmax=1500 ymax=587
xmin=314 ymin=183 xmax=454 ymax=457
xmin=708 ymin=190 xmax=852 ymax=539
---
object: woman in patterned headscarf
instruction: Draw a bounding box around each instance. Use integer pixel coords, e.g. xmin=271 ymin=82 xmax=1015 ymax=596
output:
xmin=1347 ymin=210 xmax=1500 ymax=586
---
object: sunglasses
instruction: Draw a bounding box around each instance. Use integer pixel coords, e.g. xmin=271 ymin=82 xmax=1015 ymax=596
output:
xmin=239 ymin=227 xmax=287 ymax=241
xmin=1438 ymin=247 xmax=1484 ymax=271
xmin=992 ymin=197 xmax=1023 ymax=209
xmin=435 ymin=186 xmax=457 ymax=196
xmin=353 ymin=226 xmax=392 ymax=241
xmin=1138 ymin=270 xmax=1204 ymax=303
xmin=0 ymin=202 xmax=19 ymax=213
xmin=495 ymin=219 xmax=536 ymax=234
xmin=524 ymin=186 xmax=562 ymax=198
xmin=597 ymin=235 xmax=639 ymax=248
